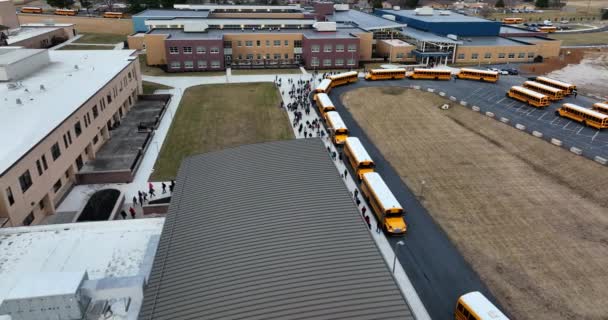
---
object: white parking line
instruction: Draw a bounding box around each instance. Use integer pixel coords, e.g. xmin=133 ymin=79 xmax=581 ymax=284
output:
xmin=563 ymin=121 xmax=571 ymax=130
xmin=592 ymin=130 xmax=600 ymax=141
xmin=495 ymin=97 xmax=506 ymax=104
xmin=537 ymin=112 xmax=548 ymax=121
xmin=576 ymin=126 xmax=585 ymax=135
xmin=526 ymin=108 xmax=537 ymax=116
xmin=550 ymin=117 xmax=561 ymax=125
xmin=515 ymin=104 xmax=526 ymax=112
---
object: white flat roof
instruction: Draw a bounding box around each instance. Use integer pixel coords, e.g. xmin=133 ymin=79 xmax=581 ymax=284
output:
xmin=362 ymin=172 xmax=402 ymax=211
xmin=145 ymin=18 xmax=315 ymax=26
xmin=382 ymin=39 xmax=413 ymax=47
xmin=0 ymin=219 xmax=164 ymax=306
xmin=7 ymin=27 xmax=59 ymax=45
xmin=6 ymin=271 xmax=86 ymax=299
xmin=0 ymin=49 xmax=137 ymax=175
xmin=174 ymin=4 xmax=303 ymax=11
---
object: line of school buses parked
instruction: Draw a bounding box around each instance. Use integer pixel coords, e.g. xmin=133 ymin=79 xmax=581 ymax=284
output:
xmin=313 ymin=71 xmax=510 ymax=320
xmin=20 ymin=7 xmax=125 ymax=18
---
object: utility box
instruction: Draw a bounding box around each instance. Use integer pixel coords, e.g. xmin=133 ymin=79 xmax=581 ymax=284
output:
xmin=0 ymin=271 xmax=90 ymax=320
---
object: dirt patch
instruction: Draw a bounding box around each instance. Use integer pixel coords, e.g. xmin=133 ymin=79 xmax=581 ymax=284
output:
xmin=342 ymin=87 xmax=608 ymax=320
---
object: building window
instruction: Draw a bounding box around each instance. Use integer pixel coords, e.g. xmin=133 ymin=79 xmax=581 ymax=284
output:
xmin=198 ymin=60 xmax=207 ymax=68
xmin=324 ymin=44 xmax=332 ymax=52
xmin=347 ymin=58 xmax=355 ymax=66
xmin=284 ymin=40 xmax=289 ymax=46
xmin=396 ymin=52 xmax=404 ymax=59
xmin=284 ymin=53 xmax=288 ymax=59
xmin=266 ymin=53 xmax=270 ymax=59
xmin=39 ymin=199 xmax=45 ymax=210
xmin=211 ymin=60 xmax=221 ymax=68
xmin=107 ymin=94 xmax=112 ymax=104
xmin=51 ymin=143 xmax=61 ymax=161
xmin=457 ymin=53 xmax=465 ymax=60
xmin=274 ymin=53 xmax=281 ymax=60
xmin=336 ymin=44 xmax=344 ymax=52
xmin=311 ymin=45 xmax=320 ymax=53
xmin=170 ymin=61 xmax=181 ymax=69
xmin=67 ymin=132 xmax=72 ymax=145
xmin=256 ymin=40 xmax=261 ymax=47
xmin=41 ymin=155 xmax=48 ymax=170
xmin=274 ymin=40 xmax=281 ymax=46
xmin=257 ymin=54 xmax=262 ymax=60
xmin=63 ymin=134 xmax=69 ymax=149
xmin=74 ymin=121 xmax=82 ymax=137
xmin=498 ymin=53 xmax=505 ymax=58
xmin=508 ymin=53 xmax=515 ymax=59
xmin=266 ymin=40 xmax=270 ymax=46
xmin=23 ymin=212 xmax=34 ymax=226
xmin=92 ymin=106 xmax=99 ymax=119
xmin=183 ymin=46 xmax=192 ymax=54
xmin=76 ymin=155 xmax=83 ymax=171
xmin=347 ymin=44 xmax=356 ymax=52
xmin=169 ymin=46 xmax=179 ymax=54
xmin=335 ymin=59 xmax=344 ymax=66
xmin=245 ymin=41 xmax=253 ymax=47
xmin=237 ymin=41 xmax=242 ymax=47
xmin=53 ymin=179 xmax=62 ymax=193
xmin=528 ymin=52 xmax=535 ymax=58
xmin=311 ymin=57 xmax=319 ymax=67
xmin=518 ymin=52 xmax=525 ymax=58
xmin=484 ymin=52 xmax=492 ymax=59
xmin=36 ymin=160 xmax=43 ymax=176
xmin=19 ymin=170 xmax=33 ymax=193
xmin=471 ymin=53 xmax=479 ymax=60
xmin=93 ymin=135 xmax=99 ymax=144
xmin=294 ymin=40 xmax=302 ymax=48
xmin=196 ymin=46 xmax=206 ymax=54
xmin=6 ymin=187 xmax=15 ymax=206
xmin=247 ymin=54 xmax=253 ymax=60
xmin=211 ymin=47 xmax=219 ymax=54
xmin=184 ymin=61 xmax=194 ymax=69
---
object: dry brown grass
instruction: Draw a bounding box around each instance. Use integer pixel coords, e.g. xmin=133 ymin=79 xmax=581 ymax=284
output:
xmin=342 ymin=87 xmax=608 ymax=320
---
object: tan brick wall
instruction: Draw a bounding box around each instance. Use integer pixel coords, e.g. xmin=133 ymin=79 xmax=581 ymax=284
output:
xmin=456 ymin=44 xmax=538 ymax=64
xmin=0 ymin=0 xmax=20 ymax=29
xmin=127 ymin=34 xmax=145 ymax=50
xmin=0 ymin=58 xmax=142 ymax=227
xmin=353 ymin=31 xmax=373 ymax=61
xmin=225 ymin=33 xmax=302 ymax=60
xmin=17 ymin=14 xmax=133 ymax=35
xmin=376 ymin=40 xmax=415 ymax=63
xmin=143 ymin=34 xmax=169 ymax=65
xmin=534 ymin=39 xmax=561 ymax=58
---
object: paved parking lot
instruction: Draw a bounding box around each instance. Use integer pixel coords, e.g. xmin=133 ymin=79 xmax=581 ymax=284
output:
xmin=332 ymin=74 xmax=608 ymax=160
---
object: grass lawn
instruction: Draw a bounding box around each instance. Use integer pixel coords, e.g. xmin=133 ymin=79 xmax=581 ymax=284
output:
xmin=150 ymin=83 xmax=293 ymax=181
xmin=550 ymin=31 xmax=608 ymax=46
xmin=74 ymin=33 xmax=126 ymax=44
xmin=139 ymin=55 xmax=226 ymax=77
xmin=231 ymin=68 xmax=303 ymax=75
xmin=142 ymin=81 xmax=172 ymax=94
xmin=57 ymin=45 xmax=115 ymax=50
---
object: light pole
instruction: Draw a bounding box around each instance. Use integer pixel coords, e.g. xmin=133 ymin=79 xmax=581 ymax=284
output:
xmin=392 ymin=240 xmax=405 ymax=274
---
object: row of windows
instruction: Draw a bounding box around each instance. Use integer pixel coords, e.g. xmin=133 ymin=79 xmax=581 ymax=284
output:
xmin=169 ymin=46 xmax=220 ymax=55
xmin=311 ymin=44 xmax=357 ymax=53
xmin=310 ymin=57 xmax=356 ymax=67
xmin=237 ymin=39 xmax=291 ymax=47
xmin=236 ymin=53 xmax=291 ymax=60
xmin=170 ymin=60 xmax=222 ymax=69
xmin=458 ymin=52 xmax=535 ymax=60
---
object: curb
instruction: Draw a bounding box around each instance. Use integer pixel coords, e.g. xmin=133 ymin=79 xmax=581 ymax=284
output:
xmin=570 ymin=146 xmax=582 ymax=155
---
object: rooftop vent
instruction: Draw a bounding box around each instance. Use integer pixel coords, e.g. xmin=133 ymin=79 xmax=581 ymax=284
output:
xmin=74 ymin=65 xmax=79 ymax=70
xmin=16 ymin=98 xmax=22 ymax=105
xmin=416 ymin=7 xmax=434 ymax=16
xmin=40 ymin=84 xmax=46 ymax=91
xmin=393 ymin=6 xmax=400 ymax=10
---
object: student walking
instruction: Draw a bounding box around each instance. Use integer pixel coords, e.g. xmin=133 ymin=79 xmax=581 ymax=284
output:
xmin=133 ymin=196 xmax=138 ymax=206
xmin=364 ymin=215 xmax=371 ymax=229
xmin=162 ymin=182 xmax=167 ymax=194
xmin=129 ymin=207 xmax=136 ymax=219
xmin=170 ymin=180 xmax=175 ymax=193
xmin=120 ymin=210 xmax=127 ymax=220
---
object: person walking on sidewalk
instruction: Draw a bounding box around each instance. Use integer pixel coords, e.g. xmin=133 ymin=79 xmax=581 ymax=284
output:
xmin=133 ymin=196 xmax=138 ymax=206
xmin=120 ymin=210 xmax=127 ymax=220
xmin=162 ymin=182 xmax=167 ymax=194
xmin=129 ymin=207 xmax=136 ymax=219
xmin=364 ymin=215 xmax=371 ymax=229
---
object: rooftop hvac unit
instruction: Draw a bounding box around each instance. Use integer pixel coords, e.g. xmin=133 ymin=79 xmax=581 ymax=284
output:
xmin=416 ymin=7 xmax=434 ymax=15
xmin=382 ymin=14 xmax=396 ymax=21
xmin=313 ymin=21 xmax=337 ymax=32
xmin=334 ymin=4 xmax=349 ymax=11
xmin=392 ymin=6 xmax=400 ymax=10
xmin=184 ymin=22 xmax=208 ymax=32
xmin=439 ymin=10 xmax=451 ymax=15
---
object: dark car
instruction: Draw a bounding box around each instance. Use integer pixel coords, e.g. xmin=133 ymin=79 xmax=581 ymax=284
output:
xmin=503 ymin=68 xmax=519 ymax=75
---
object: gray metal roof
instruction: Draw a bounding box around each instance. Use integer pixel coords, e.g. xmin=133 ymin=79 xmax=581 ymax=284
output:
xmin=138 ymin=139 xmax=413 ymax=320
xmin=134 ymin=9 xmax=210 ymax=18
xmin=329 ymin=10 xmax=407 ymax=31
xmin=401 ymin=26 xmax=460 ymax=44
xmin=384 ymin=9 xmax=491 ymax=23
xmin=460 ymin=36 xmax=533 ymax=46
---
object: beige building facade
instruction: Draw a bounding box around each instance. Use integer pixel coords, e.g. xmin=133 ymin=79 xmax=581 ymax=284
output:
xmin=376 ymin=39 xmax=415 ymax=63
xmin=0 ymin=49 xmax=142 ymax=227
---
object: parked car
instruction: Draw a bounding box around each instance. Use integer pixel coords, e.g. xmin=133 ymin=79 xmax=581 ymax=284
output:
xmin=503 ymin=68 xmax=519 ymax=75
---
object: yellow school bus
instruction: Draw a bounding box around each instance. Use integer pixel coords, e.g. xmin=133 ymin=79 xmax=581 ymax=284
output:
xmin=409 ymin=68 xmax=452 ymax=80
xmin=507 ymin=86 xmax=550 ymax=108
xmin=522 ymin=81 xmax=564 ymax=101
xmin=315 ymin=78 xmax=332 ymax=94
xmin=456 ymin=68 xmax=499 ymax=83
xmin=591 ymin=102 xmax=608 ymax=115
xmin=456 ymin=292 xmax=509 ymax=320
xmin=327 ymin=71 xmax=358 ymax=87
xmin=54 ymin=8 xmax=78 ymax=15
xmin=360 ymin=172 xmax=406 ymax=235
xmin=364 ymin=68 xmax=407 ymax=81
xmin=103 ymin=12 xmax=125 ymax=19
xmin=314 ymin=93 xmax=335 ymax=114
xmin=539 ymin=26 xmax=557 ymax=33
xmin=324 ymin=111 xmax=349 ymax=145
xmin=21 ymin=6 xmax=43 ymax=13
xmin=535 ymin=76 xmax=576 ymax=95
xmin=556 ymin=103 xmax=608 ymax=130
xmin=502 ymin=17 xmax=523 ymax=24
xmin=344 ymin=137 xmax=375 ymax=180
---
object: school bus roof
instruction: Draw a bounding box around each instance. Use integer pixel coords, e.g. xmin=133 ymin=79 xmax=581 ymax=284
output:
xmin=593 ymin=102 xmax=608 ymax=110
xmin=523 ymin=81 xmax=563 ymax=93
xmin=328 ymin=71 xmax=358 ymax=80
xmin=563 ymin=103 xmax=608 ymax=119
xmin=460 ymin=292 xmax=509 ymax=320
xmin=511 ymin=86 xmax=547 ymax=99
xmin=460 ymin=68 xmax=498 ymax=76
xmin=316 ymin=93 xmax=334 ymax=108
xmin=536 ymin=76 xmax=575 ymax=88
xmin=345 ymin=137 xmax=374 ymax=164
xmin=362 ymin=172 xmax=402 ymax=212
xmin=370 ymin=68 xmax=406 ymax=74
xmin=414 ymin=68 xmax=452 ymax=74
xmin=325 ymin=111 xmax=347 ymax=130
xmin=316 ymin=79 xmax=331 ymax=91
